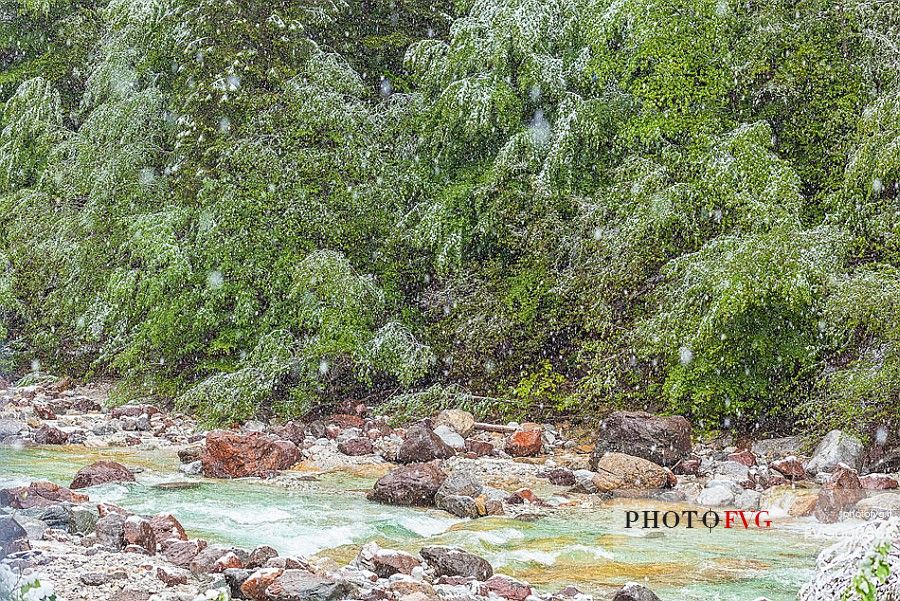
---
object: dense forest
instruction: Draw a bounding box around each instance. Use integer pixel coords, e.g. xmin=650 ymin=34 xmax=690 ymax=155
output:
xmin=1 ymin=0 xmax=899 ymax=439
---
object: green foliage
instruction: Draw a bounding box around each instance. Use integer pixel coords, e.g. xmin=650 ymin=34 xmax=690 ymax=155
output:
xmin=1 ymin=0 xmax=899 ymax=434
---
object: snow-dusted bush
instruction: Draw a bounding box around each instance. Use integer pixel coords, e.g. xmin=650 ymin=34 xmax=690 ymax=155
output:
xmin=0 ymin=565 xmax=57 ymax=601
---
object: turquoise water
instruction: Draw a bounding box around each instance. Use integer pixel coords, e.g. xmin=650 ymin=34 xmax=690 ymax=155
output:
xmin=0 ymin=445 xmax=832 ymax=600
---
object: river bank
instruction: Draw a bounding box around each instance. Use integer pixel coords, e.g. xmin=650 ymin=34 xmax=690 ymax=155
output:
xmin=1 ymin=378 xmax=898 ymax=600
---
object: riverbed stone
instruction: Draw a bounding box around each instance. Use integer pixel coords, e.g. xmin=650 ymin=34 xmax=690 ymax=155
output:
xmin=338 ymin=437 xmax=374 ymax=456
xmin=860 ymin=474 xmax=899 ymax=490
xmin=0 ymin=481 xmax=89 ymax=509
xmin=397 ymin=420 xmax=455 ymax=463
xmin=484 ymin=575 xmax=531 ymax=601
xmin=0 ymin=516 xmax=29 ymax=558
xmin=39 ymin=504 xmax=74 ymax=531
xmin=612 ymin=582 xmax=662 ymax=601
xmin=123 ymin=515 xmax=156 ymax=554
xmin=806 ymin=430 xmax=864 ymax=474
xmin=434 ymin=425 xmax=466 ymax=451
xmin=814 ymin=465 xmax=865 ymax=523
xmin=241 ymin=567 xmax=284 ymax=599
xmin=434 ymin=410 xmax=476 ymax=438
xmin=164 ymin=539 xmax=207 ymax=566
xmin=855 ymin=493 xmax=900 ymax=519
xmin=33 ymin=424 xmax=69 ymax=445
xmin=591 ymin=411 xmax=692 ymax=468
xmin=248 ymin=544 xmax=279 ymax=568
xmin=354 ymin=542 xmax=421 ymax=577
xmin=264 ymin=569 xmax=354 ymax=601
xmin=420 ymin=546 xmax=493 ymax=581
xmin=770 ymin=457 xmax=806 ymax=480
xmin=697 ymin=485 xmax=735 ymax=507
xmin=71 ymin=460 xmax=136 ymax=489
xmin=505 ymin=430 xmax=543 ymax=457
xmin=72 ymin=505 xmax=99 ymax=534
xmin=592 ymin=453 xmax=669 ymax=493
xmin=95 ymin=513 xmax=126 ymax=549
xmin=369 ymin=462 xmax=447 ymax=507
xmin=202 ymin=430 xmax=301 ymax=478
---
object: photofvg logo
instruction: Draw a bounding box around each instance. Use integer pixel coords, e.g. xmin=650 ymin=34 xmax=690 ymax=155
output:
xmin=625 ymin=509 xmax=773 ymax=530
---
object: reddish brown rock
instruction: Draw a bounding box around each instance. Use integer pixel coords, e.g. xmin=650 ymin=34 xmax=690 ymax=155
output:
xmin=33 ymin=425 xmax=68 ymax=445
xmin=247 ymin=545 xmax=279 ymax=568
xmin=111 ymin=405 xmax=159 ymax=418
xmin=97 ymin=502 xmax=129 ymax=517
xmin=771 ymin=457 xmax=806 ymax=479
xmin=0 ymin=481 xmax=88 ymax=509
xmin=397 ymin=420 xmax=455 ymax=463
xmin=506 ymin=489 xmax=540 ymax=504
xmin=157 ymin=567 xmax=188 ymax=586
xmin=485 ymin=575 xmax=532 ymax=601
xmin=123 ymin=516 xmax=156 ymax=555
xmin=190 ymin=545 xmax=233 ymax=574
xmin=369 ymin=547 xmax=421 ymax=578
xmin=164 ymin=539 xmax=207 ymax=567
xmin=465 ymin=440 xmax=495 ymax=457
xmin=505 ymin=430 xmax=543 ymax=457
xmin=327 ymin=414 xmax=366 ymax=429
xmin=672 ymin=458 xmax=701 ymax=476
xmin=271 ymin=421 xmax=306 ymax=445
xmin=71 ymin=460 xmax=136 ymax=489
xmin=72 ymin=398 xmax=102 ymax=412
xmin=201 ymin=430 xmax=300 ymax=478
xmin=241 ymin=568 xmax=284 ymax=600
xmin=33 ymin=403 xmax=56 ymax=420
xmin=150 ymin=513 xmax=187 ymax=542
xmin=726 ymin=450 xmax=757 ymax=467
xmin=860 ymin=474 xmax=899 ymax=490
xmin=212 ymin=552 xmax=244 ymax=572
xmin=369 ymin=462 xmax=447 ymax=507
xmin=338 ymin=437 xmax=374 ymax=456
xmin=536 ymin=468 xmax=575 ymax=486
xmin=591 ymin=411 xmax=692 ymax=468
xmin=814 ymin=466 xmax=865 ymax=523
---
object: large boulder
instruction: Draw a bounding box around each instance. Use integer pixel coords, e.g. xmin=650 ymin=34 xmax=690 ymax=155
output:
xmin=369 ymin=463 xmax=447 ymax=507
xmin=806 ymin=430 xmax=864 ymax=474
xmin=814 ymin=465 xmax=865 ymax=523
xmin=123 ymin=516 xmax=157 ymax=555
xmin=799 ymin=518 xmax=900 ymax=601
xmin=0 ymin=516 xmax=30 ymax=558
xmin=71 ymin=460 xmax=136 ymax=489
xmin=505 ymin=430 xmax=543 ymax=457
xmin=0 ymin=481 xmax=89 ymax=509
xmin=434 ymin=410 xmax=476 ymax=438
xmin=397 ymin=420 xmax=455 ymax=463
xmin=592 ymin=453 xmax=669 ymax=493
xmin=201 ymin=430 xmax=300 ymax=478
xmin=591 ymin=411 xmax=691 ymax=468
xmin=421 ymin=546 xmax=493 ymax=581
xmin=856 ymin=493 xmax=900 ymax=519
xmin=264 ymin=570 xmax=353 ymax=601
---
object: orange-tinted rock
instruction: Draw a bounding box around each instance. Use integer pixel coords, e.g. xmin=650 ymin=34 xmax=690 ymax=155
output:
xmin=0 ymin=481 xmax=88 ymax=509
xmin=123 ymin=516 xmax=156 ymax=555
xmin=241 ymin=568 xmax=284 ymax=600
xmin=465 ymin=440 xmax=495 ymax=457
xmin=726 ymin=450 xmax=756 ymax=467
xmin=771 ymin=457 xmax=806 ymax=479
xmin=505 ymin=430 xmax=542 ymax=457
xmin=71 ymin=461 xmax=135 ymax=489
xmin=212 ymin=551 xmax=244 ymax=572
xmin=201 ymin=430 xmax=300 ymax=478
xmin=814 ymin=466 xmax=864 ymax=523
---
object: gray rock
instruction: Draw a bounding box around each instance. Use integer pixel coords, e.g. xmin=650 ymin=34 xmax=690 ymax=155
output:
xmin=434 ymin=425 xmax=466 ymax=451
xmin=572 ymin=469 xmax=599 ymax=493
xmin=438 ymin=495 xmax=481 ymax=518
xmin=0 ymin=516 xmax=29 ymax=557
xmin=612 ymin=582 xmax=662 ymax=601
xmin=751 ymin=435 xmax=803 ymax=458
xmin=434 ymin=410 xmax=476 ymax=438
xmin=72 ymin=505 xmax=99 ymax=534
xmin=806 ymin=430 xmax=864 ymax=474
xmin=0 ymin=419 xmax=26 ymax=438
xmin=435 ymin=472 xmax=482 ymax=504
xmin=95 ymin=514 xmax=126 ymax=550
xmin=39 ymin=505 xmax=74 ymax=531
xmin=420 ymin=546 xmax=493 ymax=581
xmin=179 ymin=460 xmax=202 ymax=475
xmin=697 ymin=485 xmax=735 ymax=507
xmin=736 ymin=489 xmax=762 ymax=511
xmin=856 ymin=493 xmax=900 ymax=519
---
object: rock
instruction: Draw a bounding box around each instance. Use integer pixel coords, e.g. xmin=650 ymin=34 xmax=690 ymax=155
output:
xmin=591 ymin=411 xmax=692 ymax=468
xmin=397 ymin=420 xmax=455 ymax=463
xmin=672 ymin=458 xmax=701 ymax=476
xmin=736 ymin=489 xmax=762 ymax=511
xmin=860 ymin=474 xmax=899 ymax=490
xmin=435 ymin=472 xmax=482 ymax=503
xmin=72 ymin=505 xmax=99 ymax=534
xmin=0 ymin=516 xmax=29 ymax=558
xmin=180 ymin=460 xmax=202 ymax=476
xmin=697 ymin=485 xmax=735 ymax=507
xmin=338 ymin=437 xmax=374 ymax=456
xmin=241 ymin=568 xmax=284 ymax=600
xmin=369 ymin=462 xmax=447 ymax=506
xmin=505 ymin=430 xmax=543 ymax=457
xmin=592 ymin=453 xmax=669 ymax=493
xmin=95 ymin=514 xmax=126 ymax=550
xmin=536 ymin=467 xmax=575 ymax=486
xmin=572 ymin=469 xmax=599 ymax=493
xmin=354 ymin=542 xmax=421 ymax=577
xmin=726 ymin=450 xmax=756 ymax=466
xmin=484 ymin=575 xmax=531 ymax=601
xmin=110 ymin=591 xmax=151 ymax=601
xmin=789 ymin=494 xmax=819 ymax=517
xmin=33 ymin=425 xmax=68 ymax=445
xmin=33 ymin=403 xmax=56 ymax=420
xmin=612 ymin=582 xmax=662 ymax=601
xmin=110 ymin=404 xmax=159 ymax=418
xmin=856 ymin=493 xmax=900 ymax=519
xmin=178 ymin=443 xmax=204 ymax=464
xmin=711 ymin=460 xmax=755 ymax=489
xmin=39 ymin=505 xmax=73 ymax=531
xmin=164 ymin=539 xmax=207 ymax=567
xmin=123 ymin=516 xmax=156 ymax=554
xmin=81 ymin=572 xmax=115 ymax=586
xmin=464 ymin=440 xmax=495 ymax=457
xmin=191 ymin=545 xmax=234 ymax=574
xmin=806 ymin=430 xmax=864 ymax=474
xmin=0 ymin=481 xmax=88 ymax=509
xmin=434 ymin=410 xmax=476 ymax=438
xmin=433 ymin=425 xmax=466 ymax=451
xmin=327 ymin=413 xmax=366 ymax=429
xmin=814 ymin=466 xmax=865 ymax=523
xmin=421 ymin=546 xmax=493 ymax=580
xmin=71 ymin=460 xmax=136 ymax=489
xmin=149 ymin=512 xmax=187 ymax=542
xmin=770 ymin=456 xmax=805 ymax=480
xmin=438 ymin=495 xmax=481 ymax=518
xmin=214 ymin=551 xmax=245 ymax=571
xmin=157 ymin=567 xmax=188 ymax=586
xmin=264 ymin=570 xmax=353 ymax=601
xmin=202 ymin=430 xmax=301 ymax=478
xmin=798 ymin=518 xmax=900 ymax=601
xmin=248 ymin=545 xmax=279 ymax=568
xmin=0 ymin=419 xmax=26 ymax=439
xmin=97 ymin=502 xmax=129 ymax=517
